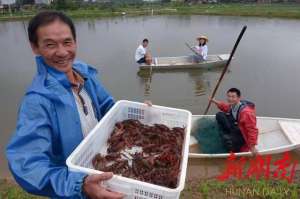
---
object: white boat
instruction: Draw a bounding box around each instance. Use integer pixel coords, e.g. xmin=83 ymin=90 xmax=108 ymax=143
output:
xmin=139 ymin=54 xmax=230 ymax=70
xmin=189 ymin=115 xmax=300 ymax=158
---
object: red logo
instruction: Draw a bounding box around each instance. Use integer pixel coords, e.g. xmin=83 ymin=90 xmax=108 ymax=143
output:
xmin=217 ymin=152 xmax=298 ymax=183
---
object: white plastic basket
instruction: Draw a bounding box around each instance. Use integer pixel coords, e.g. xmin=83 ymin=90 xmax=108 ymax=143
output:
xmin=66 ymin=100 xmax=192 ymax=199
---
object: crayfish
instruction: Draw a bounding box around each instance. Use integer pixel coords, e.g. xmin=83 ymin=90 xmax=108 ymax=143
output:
xmin=92 ymin=119 xmax=185 ymax=188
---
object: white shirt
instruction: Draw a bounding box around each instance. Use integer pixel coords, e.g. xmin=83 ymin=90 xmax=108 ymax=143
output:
xmin=135 ymin=45 xmax=147 ymax=62
xmin=73 ymin=88 xmax=98 ymax=138
xmin=194 ymin=45 xmax=208 ymax=60
xmin=231 ymin=102 xmax=242 ymax=121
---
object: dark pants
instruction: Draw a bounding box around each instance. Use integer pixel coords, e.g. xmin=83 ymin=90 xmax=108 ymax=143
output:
xmin=216 ymin=112 xmax=245 ymax=152
xmin=137 ymin=57 xmax=146 ymax=64
xmin=193 ymin=54 xmax=204 ymax=63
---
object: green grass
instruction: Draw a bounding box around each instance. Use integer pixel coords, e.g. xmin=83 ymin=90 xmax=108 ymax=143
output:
xmin=0 ymin=179 xmax=44 ymax=199
xmin=174 ymin=3 xmax=300 ymax=19
xmin=181 ymin=178 xmax=300 ymax=199
xmin=1 ymin=3 xmax=300 ymax=21
xmin=1 ymin=178 xmax=299 ymax=199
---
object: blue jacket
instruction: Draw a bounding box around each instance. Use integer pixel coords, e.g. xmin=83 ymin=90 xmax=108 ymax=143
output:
xmin=6 ymin=56 xmax=115 ymax=198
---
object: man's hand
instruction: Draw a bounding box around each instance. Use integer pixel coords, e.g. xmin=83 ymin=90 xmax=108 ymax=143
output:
xmin=250 ymin=146 xmax=258 ymax=156
xmin=208 ymin=96 xmax=218 ymax=105
xmin=83 ymin=173 xmax=124 ymax=199
xmin=144 ymin=100 xmax=152 ymax=107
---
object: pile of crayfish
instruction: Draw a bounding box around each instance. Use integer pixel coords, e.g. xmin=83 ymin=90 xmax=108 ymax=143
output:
xmin=92 ymin=119 xmax=185 ymax=188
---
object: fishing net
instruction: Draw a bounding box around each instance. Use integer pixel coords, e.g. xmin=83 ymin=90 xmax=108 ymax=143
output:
xmin=192 ymin=117 xmax=228 ymax=154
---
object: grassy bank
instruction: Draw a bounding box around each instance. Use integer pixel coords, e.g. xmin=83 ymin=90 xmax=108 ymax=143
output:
xmin=1 ymin=177 xmax=299 ymax=199
xmin=0 ymin=179 xmax=44 ymax=199
xmin=181 ymin=178 xmax=300 ymax=199
xmin=1 ymin=3 xmax=300 ymax=21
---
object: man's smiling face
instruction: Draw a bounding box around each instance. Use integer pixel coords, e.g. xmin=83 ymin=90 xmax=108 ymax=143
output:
xmin=31 ymin=20 xmax=76 ymax=73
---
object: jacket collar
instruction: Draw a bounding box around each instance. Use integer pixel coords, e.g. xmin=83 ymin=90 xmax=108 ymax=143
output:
xmin=26 ymin=56 xmax=97 ymax=99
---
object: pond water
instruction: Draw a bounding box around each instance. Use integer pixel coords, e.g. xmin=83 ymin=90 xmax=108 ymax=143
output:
xmin=1 ymin=15 xmax=300 ymax=178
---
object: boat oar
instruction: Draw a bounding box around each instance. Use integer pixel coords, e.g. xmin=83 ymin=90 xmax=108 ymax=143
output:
xmin=149 ymin=60 xmax=153 ymax=83
xmin=185 ymin=42 xmax=202 ymax=57
xmin=148 ymin=50 xmax=155 ymax=83
xmin=203 ymin=25 xmax=247 ymax=115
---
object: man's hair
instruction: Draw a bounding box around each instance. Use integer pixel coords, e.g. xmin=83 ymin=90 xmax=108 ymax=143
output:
xmin=28 ymin=11 xmax=76 ymax=46
xmin=143 ymin=38 xmax=149 ymax=43
xmin=227 ymin=88 xmax=241 ymax=97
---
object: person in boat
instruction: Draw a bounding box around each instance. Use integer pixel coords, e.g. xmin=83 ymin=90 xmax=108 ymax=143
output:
xmin=209 ymin=88 xmax=258 ymax=155
xmin=193 ymin=35 xmax=208 ymax=62
xmin=135 ymin=38 xmax=152 ymax=65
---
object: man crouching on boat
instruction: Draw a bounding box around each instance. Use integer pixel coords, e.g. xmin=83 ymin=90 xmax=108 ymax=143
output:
xmin=135 ymin=38 xmax=152 ymax=65
xmin=209 ymin=88 xmax=258 ymax=155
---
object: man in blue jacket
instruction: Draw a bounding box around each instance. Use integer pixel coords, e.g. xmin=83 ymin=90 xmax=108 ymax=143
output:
xmin=6 ymin=11 xmax=124 ymax=199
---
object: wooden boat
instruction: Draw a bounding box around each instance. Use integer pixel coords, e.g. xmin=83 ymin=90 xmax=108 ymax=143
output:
xmin=189 ymin=115 xmax=300 ymax=158
xmin=139 ymin=54 xmax=230 ymax=70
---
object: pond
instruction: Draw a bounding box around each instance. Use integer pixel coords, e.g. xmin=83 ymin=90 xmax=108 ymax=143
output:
xmin=1 ymin=15 xmax=300 ymax=178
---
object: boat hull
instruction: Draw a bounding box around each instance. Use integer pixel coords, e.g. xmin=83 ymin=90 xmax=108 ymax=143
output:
xmin=139 ymin=54 xmax=229 ymax=70
xmin=189 ymin=115 xmax=300 ymax=158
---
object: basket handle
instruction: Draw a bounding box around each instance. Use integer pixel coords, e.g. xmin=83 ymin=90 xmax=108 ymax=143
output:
xmin=102 ymin=179 xmax=132 ymax=197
